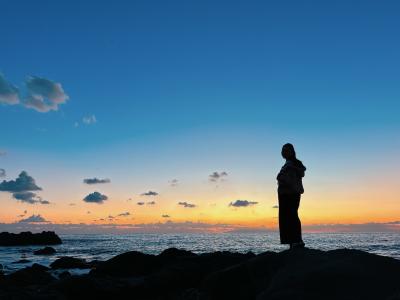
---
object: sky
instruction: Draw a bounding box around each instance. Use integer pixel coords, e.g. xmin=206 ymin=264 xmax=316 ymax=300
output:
xmin=0 ymin=0 xmax=399 ymax=233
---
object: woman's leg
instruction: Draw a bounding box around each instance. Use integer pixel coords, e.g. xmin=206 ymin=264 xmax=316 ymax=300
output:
xmin=278 ymin=193 xmax=291 ymax=244
xmin=291 ymin=194 xmax=303 ymax=244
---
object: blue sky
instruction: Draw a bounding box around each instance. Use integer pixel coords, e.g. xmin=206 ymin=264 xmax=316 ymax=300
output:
xmin=1 ymin=0 xmax=399 ymax=231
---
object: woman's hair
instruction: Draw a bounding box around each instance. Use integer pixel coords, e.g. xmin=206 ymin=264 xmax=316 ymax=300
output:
xmin=282 ymin=143 xmax=296 ymax=159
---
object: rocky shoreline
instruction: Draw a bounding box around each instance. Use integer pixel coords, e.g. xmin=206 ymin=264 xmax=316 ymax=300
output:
xmin=0 ymin=246 xmax=399 ymax=299
xmin=0 ymin=231 xmax=62 ymax=246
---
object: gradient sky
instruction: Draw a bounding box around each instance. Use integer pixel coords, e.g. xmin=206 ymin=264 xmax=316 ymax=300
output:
xmin=1 ymin=0 xmax=399 ymax=233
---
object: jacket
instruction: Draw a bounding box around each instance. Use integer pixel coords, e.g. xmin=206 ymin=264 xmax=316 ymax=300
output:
xmin=277 ymin=160 xmax=306 ymax=194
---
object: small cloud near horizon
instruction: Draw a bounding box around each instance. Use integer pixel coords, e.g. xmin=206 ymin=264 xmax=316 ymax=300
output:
xmin=147 ymin=201 xmax=156 ymax=205
xmin=229 ymin=200 xmax=258 ymax=207
xmin=178 ymin=201 xmax=196 ymax=208
xmin=272 ymin=205 xmax=279 ymax=209
xmin=137 ymin=201 xmax=145 ymax=205
xmin=18 ymin=214 xmax=48 ymax=223
xmin=162 ymin=214 xmax=170 ymax=218
xmin=118 ymin=212 xmax=130 ymax=217
xmin=0 ymin=168 xmax=5 ymax=178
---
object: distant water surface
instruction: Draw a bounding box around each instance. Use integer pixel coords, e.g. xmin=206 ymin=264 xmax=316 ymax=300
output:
xmin=1 ymin=232 xmax=399 ymax=274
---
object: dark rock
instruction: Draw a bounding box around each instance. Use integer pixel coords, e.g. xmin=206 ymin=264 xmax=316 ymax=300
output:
xmin=11 ymin=259 xmax=31 ymax=264
xmin=4 ymin=263 xmax=55 ymax=286
xmin=50 ymin=257 xmax=89 ymax=269
xmin=0 ymin=231 xmax=62 ymax=246
xmin=158 ymin=247 xmax=197 ymax=259
xmin=1 ymin=248 xmax=400 ymax=300
xmin=58 ymin=271 xmax=71 ymax=279
xmin=92 ymin=251 xmax=160 ymax=277
xmin=34 ymin=246 xmax=57 ymax=255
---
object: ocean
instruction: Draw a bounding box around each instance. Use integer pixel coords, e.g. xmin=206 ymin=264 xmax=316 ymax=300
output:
xmin=1 ymin=232 xmax=399 ymax=274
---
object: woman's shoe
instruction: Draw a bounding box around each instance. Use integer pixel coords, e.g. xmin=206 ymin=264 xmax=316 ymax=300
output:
xmin=292 ymin=241 xmax=305 ymax=249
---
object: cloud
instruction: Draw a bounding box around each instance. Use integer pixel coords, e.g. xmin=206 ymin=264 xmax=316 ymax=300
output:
xmin=162 ymin=214 xmax=170 ymax=218
xmin=83 ymin=178 xmax=111 ymax=185
xmin=24 ymin=76 xmax=69 ymax=112
xmin=272 ymin=205 xmax=279 ymax=209
xmin=141 ymin=191 xmax=158 ymax=196
xmin=178 ymin=201 xmax=196 ymax=208
xmin=0 ymin=151 xmax=7 ymax=156
xmin=0 ymin=169 xmax=5 ymax=178
xmin=18 ymin=214 xmax=48 ymax=223
xmin=69 ymin=203 xmax=76 ymax=206
xmin=169 ymin=179 xmax=178 ymax=187
xmin=0 ymin=74 xmax=19 ymax=105
xmin=118 ymin=212 xmax=130 ymax=217
xmin=229 ymin=200 xmax=258 ymax=207
xmin=137 ymin=201 xmax=145 ymax=205
xmin=147 ymin=201 xmax=156 ymax=205
xmin=0 ymin=171 xmax=42 ymax=192
xmin=82 ymin=115 xmax=97 ymax=125
xmin=83 ymin=191 xmax=108 ymax=204
xmin=12 ymin=192 xmax=50 ymax=204
xmin=209 ymin=171 xmax=228 ymax=182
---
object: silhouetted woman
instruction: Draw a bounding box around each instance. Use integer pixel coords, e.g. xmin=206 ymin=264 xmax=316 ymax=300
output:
xmin=277 ymin=143 xmax=306 ymax=249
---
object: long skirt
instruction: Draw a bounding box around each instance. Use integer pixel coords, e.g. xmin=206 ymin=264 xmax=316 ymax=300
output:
xmin=278 ymin=193 xmax=302 ymax=244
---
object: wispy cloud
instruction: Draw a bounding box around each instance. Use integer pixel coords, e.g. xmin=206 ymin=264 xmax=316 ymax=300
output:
xmin=83 ymin=178 xmax=111 ymax=185
xmin=83 ymin=191 xmax=108 ymax=204
xmin=141 ymin=191 xmax=158 ymax=196
xmin=169 ymin=179 xmax=178 ymax=187
xmin=118 ymin=212 xmax=130 ymax=217
xmin=147 ymin=201 xmax=156 ymax=205
xmin=229 ymin=200 xmax=258 ymax=207
xmin=0 ymin=169 xmax=5 ymax=178
xmin=178 ymin=201 xmax=196 ymax=208
xmin=209 ymin=171 xmax=228 ymax=182
xmin=12 ymin=191 xmax=50 ymax=205
xmin=82 ymin=115 xmax=97 ymax=125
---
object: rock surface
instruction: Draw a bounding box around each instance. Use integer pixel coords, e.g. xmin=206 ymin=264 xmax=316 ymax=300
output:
xmin=50 ymin=257 xmax=90 ymax=269
xmin=0 ymin=247 xmax=399 ymax=299
xmin=0 ymin=231 xmax=62 ymax=246
xmin=34 ymin=246 xmax=57 ymax=255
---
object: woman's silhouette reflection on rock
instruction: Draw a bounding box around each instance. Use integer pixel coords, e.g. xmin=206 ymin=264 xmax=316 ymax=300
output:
xmin=277 ymin=143 xmax=306 ymax=249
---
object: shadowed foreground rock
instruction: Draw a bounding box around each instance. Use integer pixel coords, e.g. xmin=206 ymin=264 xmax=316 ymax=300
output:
xmin=0 ymin=247 xmax=399 ymax=300
xmin=0 ymin=231 xmax=62 ymax=246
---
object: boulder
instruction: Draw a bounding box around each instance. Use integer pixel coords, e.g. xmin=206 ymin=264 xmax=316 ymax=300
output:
xmin=0 ymin=231 xmax=62 ymax=246
xmin=34 ymin=246 xmax=57 ymax=255
xmin=92 ymin=251 xmax=160 ymax=276
xmin=4 ymin=263 xmax=54 ymax=286
xmin=50 ymin=257 xmax=89 ymax=269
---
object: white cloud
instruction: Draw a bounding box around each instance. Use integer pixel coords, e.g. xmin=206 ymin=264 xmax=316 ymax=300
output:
xmin=82 ymin=115 xmax=97 ymax=124
xmin=0 ymin=74 xmax=19 ymax=105
xmin=24 ymin=76 xmax=69 ymax=112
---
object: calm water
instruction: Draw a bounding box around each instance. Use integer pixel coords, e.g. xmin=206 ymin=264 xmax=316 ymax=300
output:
xmin=1 ymin=232 xmax=399 ymax=274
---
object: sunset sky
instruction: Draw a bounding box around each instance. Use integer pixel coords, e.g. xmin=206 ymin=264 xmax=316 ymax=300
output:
xmin=1 ymin=0 xmax=399 ymax=233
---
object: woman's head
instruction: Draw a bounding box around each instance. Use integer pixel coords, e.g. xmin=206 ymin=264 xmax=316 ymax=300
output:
xmin=281 ymin=143 xmax=296 ymax=160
